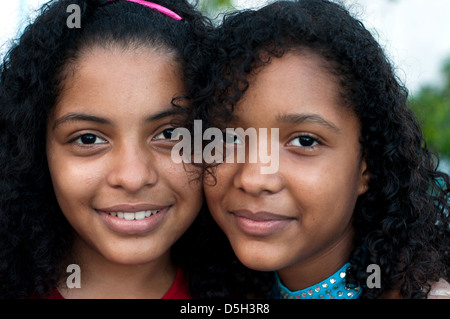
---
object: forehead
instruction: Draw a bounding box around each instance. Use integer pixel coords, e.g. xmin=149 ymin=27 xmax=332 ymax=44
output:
xmin=255 ymin=51 xmax=338 ymax=96
xmin=56 ymin=43 xmax=180 ymax=95
xmin=49 ymin=45 xmax=183 ymax=123
xmin=235 ymin=52 xmax=351 ymax=121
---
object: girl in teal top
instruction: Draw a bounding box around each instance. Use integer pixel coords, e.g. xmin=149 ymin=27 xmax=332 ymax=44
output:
xmin=197 ymin=0 xmax=450 ymax=299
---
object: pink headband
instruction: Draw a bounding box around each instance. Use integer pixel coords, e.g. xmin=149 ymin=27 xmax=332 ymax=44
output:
xmin=109 ymin=0 xmax=183 ymax=21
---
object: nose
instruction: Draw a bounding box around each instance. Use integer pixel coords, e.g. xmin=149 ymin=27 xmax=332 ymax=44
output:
xmin=106 ymin=142 xmax=157 ymax=193
xmin=233 ymin=161 xmax=284 ymax=197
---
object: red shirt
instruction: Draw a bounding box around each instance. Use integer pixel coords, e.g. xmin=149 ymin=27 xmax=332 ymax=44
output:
xmin=161 ymin=267 xmax=191 ymax=299
xmin=44 ymin=267 xmax=191 ymax=299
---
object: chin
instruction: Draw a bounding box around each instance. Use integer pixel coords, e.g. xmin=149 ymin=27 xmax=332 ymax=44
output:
xmin=108 ymin=254 xmax=160 ymax=266
xmin=101 ymin=245 xmax=164 ymax=266
xmin=233 ymin=245 xmax=285 ymax=272
xmin=240 ymin=257 xmax=281 ymax=272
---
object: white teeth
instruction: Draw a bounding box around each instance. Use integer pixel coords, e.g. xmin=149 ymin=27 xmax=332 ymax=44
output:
xmin=108 ymin=210 xmax=159 ymax=220
xmin=135 ymin=211 xmax=146 ymax=220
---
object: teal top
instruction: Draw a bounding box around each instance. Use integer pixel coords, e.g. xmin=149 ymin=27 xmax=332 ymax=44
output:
xmin=273 ymin=263 xmax=361 ymax=299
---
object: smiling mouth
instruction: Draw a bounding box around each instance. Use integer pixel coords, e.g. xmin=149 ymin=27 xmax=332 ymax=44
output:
xmin=97 ymin=206 xmax=170 ymax=234
xmin=107 ymin=210 xmax=160 ymax=220
xmin=230 ymin=209 xmax=294 ymax=237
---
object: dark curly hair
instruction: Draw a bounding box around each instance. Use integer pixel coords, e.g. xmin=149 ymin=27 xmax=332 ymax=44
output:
xmin=193 ymin=0 xmax=450 ymax=299
xmin=0 ymin=0 xmax=213 ymax=299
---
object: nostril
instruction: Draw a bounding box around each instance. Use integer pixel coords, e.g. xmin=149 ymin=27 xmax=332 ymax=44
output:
xmin=233 ymin=163 xmax=284 ymax=197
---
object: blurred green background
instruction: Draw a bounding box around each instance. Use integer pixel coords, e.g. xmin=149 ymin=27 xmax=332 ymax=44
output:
xmin=409 ymin=59 xmax=450 ymax=163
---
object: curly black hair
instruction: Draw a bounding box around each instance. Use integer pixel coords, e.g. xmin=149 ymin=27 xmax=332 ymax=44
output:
xmin=193 ymin=0 xmax=450 ymax=299
xmin=0 ymin=0 xmax=213 ymax=299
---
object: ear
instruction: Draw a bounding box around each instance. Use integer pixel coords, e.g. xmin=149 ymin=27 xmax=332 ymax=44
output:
xmin=358 ymin=158 xmax=370 ymax=195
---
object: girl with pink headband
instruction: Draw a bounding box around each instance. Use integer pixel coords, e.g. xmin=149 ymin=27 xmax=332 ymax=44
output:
xmin=0 ymin=0 xmax=211 ymax=299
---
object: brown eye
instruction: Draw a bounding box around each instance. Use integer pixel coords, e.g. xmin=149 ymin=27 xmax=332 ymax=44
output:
xmin=154 ymin=128 xmax=175 ymax=140
xmin=289 ymin=136 xmax=319 ymax=147
xmin=71 ymin=134 xmax=107 ymax=145
xmin=81 ymin=134 xmax=96 ymax=144
xmin=223 ymin=131 xmax=243 ymax=145
xmin=298 ymin=136 xmax=316 ymax=147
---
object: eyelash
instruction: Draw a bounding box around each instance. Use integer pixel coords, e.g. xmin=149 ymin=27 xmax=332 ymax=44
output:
xmin=222 ymin=132 xmax=322 ymax=150
xmin=153 ymin=128 xmax=175 ymax=140
xmin=223 ymin=132 xmax=243 ymax=145
xmin=69 ymin=127 xmax=177 ymax=144
xmin=69 ymin=133 xmax=107 ymax=146
xmin=287 ymin=134 xmax=322 ymax=150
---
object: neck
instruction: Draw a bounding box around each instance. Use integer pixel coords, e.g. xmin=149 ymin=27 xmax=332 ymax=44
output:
xmin=58 ymin=236 xmax=176 ymax=299
xmin=277 ymin=225 xmax=355 ymax=291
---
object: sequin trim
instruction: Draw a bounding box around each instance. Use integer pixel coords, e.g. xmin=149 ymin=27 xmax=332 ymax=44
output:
xmin=273 ymin=263 xmax=361 ymax=299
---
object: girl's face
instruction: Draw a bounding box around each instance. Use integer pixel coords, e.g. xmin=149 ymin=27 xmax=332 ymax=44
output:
xmin=204 ymin=52 xmax=369 ymax=276
xmin=46 ymin=46 xmax=203 ymax=265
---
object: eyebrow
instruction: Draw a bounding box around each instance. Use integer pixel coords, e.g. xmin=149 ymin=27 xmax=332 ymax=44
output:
xmin=52 ymin=108 xmax=179 ymax=131
xmin=146 ymin=109 xmax=179 ymax=122
xmin=275 ymin=113 xmax=341 ymax=132
xmin=52 ymin=113 xmax=110 ymax=130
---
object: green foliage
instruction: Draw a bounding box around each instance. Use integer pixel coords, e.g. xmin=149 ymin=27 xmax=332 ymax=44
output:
xmin=409 ymin=58 xmax=450 ymax=159
xmin=197 ymin=0 xmax=233 ymax=16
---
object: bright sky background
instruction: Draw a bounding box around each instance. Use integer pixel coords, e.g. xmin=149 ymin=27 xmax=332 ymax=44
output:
xmin=1 ymin=0 xmax=450 ymax=95
xmin=234 ymin=0 xmax=450 ymax=96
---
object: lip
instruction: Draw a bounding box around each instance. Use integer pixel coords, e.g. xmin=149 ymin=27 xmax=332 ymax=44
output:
xmin=96 ymin=204 xmax=171 ymax=235
xmin=230 ymin=209 xmax=294 ymax=237
xmin=96 ymin=203 xmax=167 ymax=213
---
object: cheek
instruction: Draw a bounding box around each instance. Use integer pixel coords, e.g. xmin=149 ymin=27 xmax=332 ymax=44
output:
xmin=294 ymin=149 xmax=362 ymax=192
xmin=204 ymin=186 xmax=220 ymax=222
xmin=287 ymin=155 xmax=363 ymax=219
xmin=161 ymin=160 xmax=204 ymax=209
xmin=180 ymin=180 xmax=203 ymax=212
xmin=162 ymin=164 xmax=203 ymax=242
xmin=204 ymin=164 xmax=236 ymax=214
xmin=47 ymin=153 xmax=104 ymax=211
